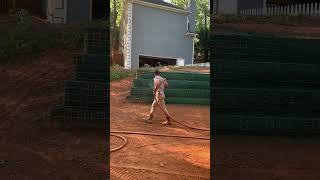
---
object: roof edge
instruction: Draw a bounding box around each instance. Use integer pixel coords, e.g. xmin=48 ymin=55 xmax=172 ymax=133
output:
xmin=133 ymin=0 xmax=189 ymax=15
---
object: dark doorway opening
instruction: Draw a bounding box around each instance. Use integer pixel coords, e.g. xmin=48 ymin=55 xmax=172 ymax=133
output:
xmin=92 ymin=0 xmax=108 ymax=20
xmin=139 ymin=55 xmax=177 ymax=68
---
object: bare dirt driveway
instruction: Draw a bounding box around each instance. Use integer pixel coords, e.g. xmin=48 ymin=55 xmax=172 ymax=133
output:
xmin=110 ymin=77 xmax=210 ymax=179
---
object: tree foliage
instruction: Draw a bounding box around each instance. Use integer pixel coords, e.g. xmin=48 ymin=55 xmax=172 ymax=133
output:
xmin=110 ymin=0 xmax=124 ymax=29
xmin=170 ymin=0 xmax=210 ymax=31
xmin=170 ymin=0 xmax=210 ymax=60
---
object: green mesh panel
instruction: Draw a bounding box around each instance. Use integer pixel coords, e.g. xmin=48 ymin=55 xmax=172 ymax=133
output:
xmin=212 ymin=33 xmax=320 ymax=135
xmin=128 ymin=72 xmax=210 ymax=105
xmin=51 ymin=106 xmax=105 ymax=127
xmin=63 ymin=80 xmax=106 ymax=110
xmin=132 ymin=79 xmax=210 ymax=89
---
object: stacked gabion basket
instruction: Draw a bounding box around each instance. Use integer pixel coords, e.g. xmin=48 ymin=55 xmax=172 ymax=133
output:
xmin=212 ymin=32 xmax=320 ymax=135
xmin=51 ymin=28 xmax=108 ymax=127
xmin=128 ymin=70 xmax=210 ymax=105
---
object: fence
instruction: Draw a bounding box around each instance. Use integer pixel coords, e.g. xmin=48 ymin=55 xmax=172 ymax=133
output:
xmin=0 ymin=0 xmax=43 ymax=15
xmin=185 ymin=62 xmax=210 ymax=67
xmin=240 ymin=3 xmax=320 ymax=16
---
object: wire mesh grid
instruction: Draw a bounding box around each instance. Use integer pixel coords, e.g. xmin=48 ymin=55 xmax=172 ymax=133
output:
xmin=63 ymin=80 xmax=107 ymax=110
xmin=84 ymin=29 xmax=108 ymax=54
xmin=211 ymin=34 xmax=320 ymax=64
xmin=128 ymin=70 xmax=210 ymax=105
xmin=212 ymin=34 xmax=320 ymax=134
xmin=73 ymin=54 xmax=108 ymax=82
xmin=50 ymin=28 xmax=109 ymax=126
xmin=213 ymin=114 xmax=317 ymax=134
xmin=50 ymin=106 xmax=106 ymax=127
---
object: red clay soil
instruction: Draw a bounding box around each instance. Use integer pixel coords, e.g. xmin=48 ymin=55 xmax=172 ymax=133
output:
xmin=0 ymin=49 xmax=107 ymax=180
xmin=214 ymin=22 xmax=320 ymax=37
xmin=214 ymin=135 xmax=320 ymax=180
xmin=110 ymin=78 xmax=210 ymax=179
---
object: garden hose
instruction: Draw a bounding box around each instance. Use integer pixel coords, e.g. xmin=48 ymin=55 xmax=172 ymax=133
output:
xmin=110 ymin=130 xmax=209 ymax=153
xmin=110 ymin=134 xmax=127 ymax=152
xmin=110 ymin=95 xmax=210 ymax=153
xmin=153 ymin=96 xmax=210 ymax=131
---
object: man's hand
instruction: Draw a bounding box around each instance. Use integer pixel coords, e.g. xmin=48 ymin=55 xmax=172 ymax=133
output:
xmin=164 ymin=78 xmax=169 ymax=88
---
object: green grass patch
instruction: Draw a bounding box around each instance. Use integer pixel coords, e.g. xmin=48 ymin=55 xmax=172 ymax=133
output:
xmin=110 ymin=65 xmax=136 ymax=81
xmin=0 ymin=27 xmax=56 ymax=63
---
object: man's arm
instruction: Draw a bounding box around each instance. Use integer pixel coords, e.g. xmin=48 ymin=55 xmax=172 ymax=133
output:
xmin=164 ymin=78 xmax=168 ymax=88
xmin=153 ymin=80 xmax=160 ymax=96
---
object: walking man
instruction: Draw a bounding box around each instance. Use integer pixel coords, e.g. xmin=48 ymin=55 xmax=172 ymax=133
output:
xmin=145 ymin=70 xmax=172 ymax=125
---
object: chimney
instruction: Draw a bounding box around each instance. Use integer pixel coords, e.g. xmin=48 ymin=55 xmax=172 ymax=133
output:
xmin=187 ymin=0 xmax=196 ymax=33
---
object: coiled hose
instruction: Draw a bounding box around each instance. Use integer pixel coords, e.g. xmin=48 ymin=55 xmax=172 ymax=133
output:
xmin=110 ymin=96 xmax=210 ymax=152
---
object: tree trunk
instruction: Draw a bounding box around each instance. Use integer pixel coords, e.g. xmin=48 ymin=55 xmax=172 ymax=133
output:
xmin=113 ymin=0 xmax=117 ymax=50
xmin=204 ymin=8 xmax=209 ymax=62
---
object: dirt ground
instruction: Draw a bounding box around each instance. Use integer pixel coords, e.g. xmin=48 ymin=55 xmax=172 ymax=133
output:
xmin=0 ymin=49 xmax=107 ymax=180
xmin=110 ymin=77 xmax=211 ymax=179
xmin=214 ymin=135 xmax=320 ymax=180
xmin=213 ymin=21 xmax=320 ymax=37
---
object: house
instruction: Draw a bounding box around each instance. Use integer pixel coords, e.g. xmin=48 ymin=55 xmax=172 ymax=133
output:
xmin=0 ymin=0 xmax=106 ymax=24
xmin=213 ymin=0 xmax=266 ymax=15
xmin=46 ymin=0 xmax=107 ymax=24
xmin=119 ymin=0 xmax=197 ymax=69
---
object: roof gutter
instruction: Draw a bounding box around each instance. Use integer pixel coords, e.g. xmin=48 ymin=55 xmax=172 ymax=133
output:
xmin=133 ymin=0 xmax=189 ymax=15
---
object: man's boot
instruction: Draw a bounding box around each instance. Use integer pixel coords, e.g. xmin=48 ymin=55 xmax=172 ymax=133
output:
xmin=162 ymin=116 xmax=172 ymax=125
xmin=144 ymin=114 xmax=153 ymax=124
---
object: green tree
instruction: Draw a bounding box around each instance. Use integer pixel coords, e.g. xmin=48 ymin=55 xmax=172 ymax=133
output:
xmin=170 ymin=0 xmax=210 ymax=61
xmin=195 ymin=27 xmax=210 ymax=62
xmin=170 ymin=0 xmax=210 ymax=31
xmin=170 ymin=0 xmax=188 ymax=9
xmin=110 ymin=0 xmax=124 ymax=50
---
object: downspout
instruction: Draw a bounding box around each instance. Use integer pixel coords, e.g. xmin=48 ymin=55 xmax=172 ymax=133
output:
xmin=90 ymin=0 xmax=92 ymax=23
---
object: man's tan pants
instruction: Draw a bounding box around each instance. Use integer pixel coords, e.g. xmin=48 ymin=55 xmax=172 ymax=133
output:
xmin=150 ymin=93 xmax=170 ymax=118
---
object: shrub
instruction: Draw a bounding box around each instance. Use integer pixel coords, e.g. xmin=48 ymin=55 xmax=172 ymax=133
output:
xmin=110 ymin=65 xmax=136 ymax=81
xmin=0 ymin=9 xmax=55 ymax=63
